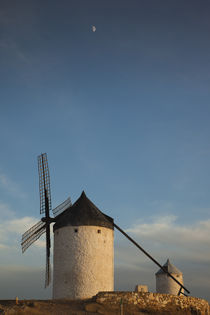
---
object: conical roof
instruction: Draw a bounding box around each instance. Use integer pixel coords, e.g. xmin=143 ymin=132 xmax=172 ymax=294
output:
xmin=155 ymin=259 xmax=182 ymax=276
xmin=53 ymin=191 xmax=114 ymax=231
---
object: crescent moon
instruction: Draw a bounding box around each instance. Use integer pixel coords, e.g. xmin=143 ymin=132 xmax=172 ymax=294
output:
xmin=92 ymin=25 xmax=96 ymax=32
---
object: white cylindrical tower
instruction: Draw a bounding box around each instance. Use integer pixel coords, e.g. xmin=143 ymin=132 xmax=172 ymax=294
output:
xmin=156 ymin=259 xmax=183 ymax=295
xmin=53 ymin=191 xmax=114 ymax=299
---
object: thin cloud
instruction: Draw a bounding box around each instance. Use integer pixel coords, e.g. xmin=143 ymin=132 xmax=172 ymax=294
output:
xmin=0 ymin=244 xmax=8 ymax=250
xmin=0 ymin=172 xmax=27 ymax=199
xmin=114 ymin=215 xmax=210 ymax=301
xmin=125 ymin=215 xmax=210 ymax=263
xmin=35 ymin=239 xmax=46 ymax=248
xmin=126 ymin=215 xmax=210 ymax=244
xmin=0 ymin=202 xmax=14 ymax=218
xmin=6 ymin=216 xmax=39 ymax=236
xmin=0 ymin=203 xmax=45 ymax=250
xmin=0 ymin=266 xmax=51 ymax=299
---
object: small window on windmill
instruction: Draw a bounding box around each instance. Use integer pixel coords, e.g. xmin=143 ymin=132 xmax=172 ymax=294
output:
xmin=74 ymin=228 xmax=78 ymax=233
xmin=97 ymin=229 xmax=101 ymax=234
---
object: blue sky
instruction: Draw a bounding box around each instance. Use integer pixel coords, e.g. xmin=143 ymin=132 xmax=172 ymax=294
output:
xmin=0 ymin=0 xmax=210 ymax=301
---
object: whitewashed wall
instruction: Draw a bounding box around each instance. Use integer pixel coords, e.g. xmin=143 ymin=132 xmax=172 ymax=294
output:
xmin=156 ymin=273 xmax=184 ymax=295
xmin=53 ymin=225 xmax=114 ymax=299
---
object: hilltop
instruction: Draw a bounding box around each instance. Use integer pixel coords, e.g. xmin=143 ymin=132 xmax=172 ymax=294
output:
xmin=0 ymin=292 xmax=209 ymax=315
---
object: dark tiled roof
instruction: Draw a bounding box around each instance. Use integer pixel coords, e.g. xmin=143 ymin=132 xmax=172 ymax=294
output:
xmin=156 ymin=259 xmax=182 ymax=276
xmin=53 ymin=191 xmax=114 ymax=231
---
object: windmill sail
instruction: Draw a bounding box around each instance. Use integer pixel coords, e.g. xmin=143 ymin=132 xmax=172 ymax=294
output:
xmin=53 ymin=197 xmax=72 ymax=217
xmin=22 ymin=153 xmax=64 ymax=289
xmin=38 ymin=153 xmax=52 ymax=215
xmin=21 ymin=220 xmax=46 ymax=253
xmin=45 ymin=253 xmax=51 ymax=288
xmin=45 ymin=221 xmax=51 ymax=287
xmin=38 ymin=153 xmax=52 ymax=288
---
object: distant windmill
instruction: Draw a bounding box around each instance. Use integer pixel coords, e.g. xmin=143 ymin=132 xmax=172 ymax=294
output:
xmin=21 ymin=153 xmax=71 ymax=287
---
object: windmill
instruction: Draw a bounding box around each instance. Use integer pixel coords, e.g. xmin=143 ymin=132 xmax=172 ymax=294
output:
xmin=21 ymin=153 xmax=190 ymax=298
xmin=21 ymin=153 xmax=71 ymax=287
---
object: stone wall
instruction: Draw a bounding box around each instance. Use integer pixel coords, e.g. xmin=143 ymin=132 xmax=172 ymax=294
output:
xmin=94 ymin=291 xmax=209 ymax=315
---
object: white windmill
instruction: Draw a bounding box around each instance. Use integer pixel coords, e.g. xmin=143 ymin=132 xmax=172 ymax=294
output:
xmin=21 ymin=153 xmax=190 ymax=299
xmin=156 ymin=259 xmax=184 ymax=295
xmin=21 ymin=153 xmax=114 ymax=299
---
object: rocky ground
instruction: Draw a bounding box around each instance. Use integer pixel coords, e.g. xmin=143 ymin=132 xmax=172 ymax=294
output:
xmin=0 ymin=293 xmax=209 ymax=315
xmin=0 ymin=298 xmax=209 ymax=315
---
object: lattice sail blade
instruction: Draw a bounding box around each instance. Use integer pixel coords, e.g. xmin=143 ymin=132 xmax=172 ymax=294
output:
xmin=53 ymin=197 xmax=72 ymax=217
xmin=45 ymin=252 xmax=51 ymax=288
xmin=21 ymin=220 xmax=46 ymax=253
xmin=45 ymin=222 xmax=51 ymax=287
xmin=38 ymin=153 xmax=52 ymax=215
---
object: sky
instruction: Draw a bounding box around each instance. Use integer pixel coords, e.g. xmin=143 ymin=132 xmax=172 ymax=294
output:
xmin=0 ymin=0 xmax=210 ymax=301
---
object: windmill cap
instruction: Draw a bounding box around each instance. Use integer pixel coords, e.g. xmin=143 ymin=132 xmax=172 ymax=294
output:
xmin=155 ymin=259 xmax=182 ymax=276
xmin=53 ymin=191 xmax=114 ymax=231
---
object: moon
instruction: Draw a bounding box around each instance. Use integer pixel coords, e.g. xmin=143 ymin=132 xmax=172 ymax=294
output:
xmin=92 ymin=25 xmax=96 ymax=32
